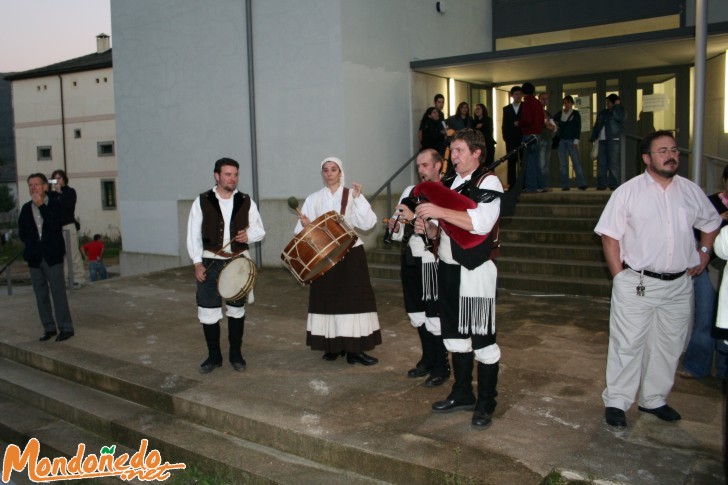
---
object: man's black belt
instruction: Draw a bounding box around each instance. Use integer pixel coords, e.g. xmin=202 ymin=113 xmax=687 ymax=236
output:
xmin=623 ymin=263 xmax=686 ymax=281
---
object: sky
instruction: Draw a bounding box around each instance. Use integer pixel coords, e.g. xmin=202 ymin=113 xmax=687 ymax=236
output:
xmin=0 ymin=0 xmax=112 ymax=73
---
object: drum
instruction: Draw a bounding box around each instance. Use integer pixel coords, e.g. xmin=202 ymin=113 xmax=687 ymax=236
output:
xmin=281 ymin=211 xmax=358 ymax=285
xmin=217 ymin=256 xmax=257 ymax=301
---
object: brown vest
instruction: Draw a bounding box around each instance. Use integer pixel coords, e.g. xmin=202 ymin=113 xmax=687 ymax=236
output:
xmin=200 ymin=190 xmax=251 ymax=254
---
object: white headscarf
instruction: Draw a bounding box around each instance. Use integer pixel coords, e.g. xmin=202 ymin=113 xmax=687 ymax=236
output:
xmin=320 ymin=157 xmax=345 ymax=188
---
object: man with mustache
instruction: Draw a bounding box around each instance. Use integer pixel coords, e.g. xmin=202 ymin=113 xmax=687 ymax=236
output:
xmin=388 ymin=149 xmax=450 ymax=387
xmin=595 ymin=130 xmax=721 ymax=427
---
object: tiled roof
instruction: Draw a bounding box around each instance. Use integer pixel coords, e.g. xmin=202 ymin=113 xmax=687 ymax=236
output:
xmin=4 ymin=49 xmax=113 ymax=81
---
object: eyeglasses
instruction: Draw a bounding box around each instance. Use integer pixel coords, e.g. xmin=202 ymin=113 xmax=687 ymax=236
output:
xmin=651 ymin=147 xmax=680 ymax=156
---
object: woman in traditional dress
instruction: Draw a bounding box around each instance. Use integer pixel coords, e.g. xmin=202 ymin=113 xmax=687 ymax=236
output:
xmin=294 ymin=157 xmax=381 ymax=365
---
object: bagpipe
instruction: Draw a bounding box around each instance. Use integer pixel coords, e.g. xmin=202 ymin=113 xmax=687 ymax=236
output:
xmin=410 ymin=135 xmax=538 ymax=250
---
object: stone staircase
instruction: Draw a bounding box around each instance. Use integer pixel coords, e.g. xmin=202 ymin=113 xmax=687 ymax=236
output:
xmin=367 ymin=190 xmax=612 ymax=298
xmin=0 ymin=341 xmax=406 ymax=485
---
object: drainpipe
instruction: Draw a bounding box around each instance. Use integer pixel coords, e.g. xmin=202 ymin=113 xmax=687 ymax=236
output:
xmin=692 ymin=0 xmax=706 ymax=185
xmin=58 ymin=74 xmax=67 ymax=172
xmin=245 ymin=0 xmax=261 ymax=266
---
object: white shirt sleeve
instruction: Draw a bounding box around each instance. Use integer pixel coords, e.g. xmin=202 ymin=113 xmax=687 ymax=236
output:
xmin=466 ymin=175 xmax=504 ymax=235
xmin=186 ymin=197 xmax=204 ymax=264
xmin=348 ymin=194 xmax=377 ymax=231
xmin=246 ymin=199 xmax=266 ymax=243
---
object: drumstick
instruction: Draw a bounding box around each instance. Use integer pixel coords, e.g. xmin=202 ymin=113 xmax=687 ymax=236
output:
xmin=288 ymin=196 xmax=308 ymax=222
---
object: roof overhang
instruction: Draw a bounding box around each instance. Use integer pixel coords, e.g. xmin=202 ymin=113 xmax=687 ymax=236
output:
xmin=411 ymin=24 xmax=728 ymax=87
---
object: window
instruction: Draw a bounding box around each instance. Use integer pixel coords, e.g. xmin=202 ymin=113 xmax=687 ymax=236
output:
xmin=37 ymin=146 xmax=52 ymax=161
xmin=101 ymin=180 xmax=116 ymax=210
xmin=97 ymin=141 xmax=114 ymax=157
xmin=74 ymin=129 xmax=82 ymax=139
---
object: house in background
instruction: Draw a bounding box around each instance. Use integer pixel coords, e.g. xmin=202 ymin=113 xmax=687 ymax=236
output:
xmin=0 ymin=73 xmax=17 ymax=223
xmin=5 ymin=34 xmax=119 ymax=240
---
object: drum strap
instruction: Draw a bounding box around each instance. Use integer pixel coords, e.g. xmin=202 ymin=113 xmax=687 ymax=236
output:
xmin=340 ymin=187 xmax=349 ymax=215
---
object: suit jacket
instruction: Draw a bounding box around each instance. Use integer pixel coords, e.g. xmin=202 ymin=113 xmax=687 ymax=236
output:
xmin=501 ymin=103 xmax=522 ymax=145
xmin=18 ymin=191 xmax=67 ymax=268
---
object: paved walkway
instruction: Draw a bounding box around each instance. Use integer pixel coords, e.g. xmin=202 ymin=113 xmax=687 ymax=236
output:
xmin=0 ymin=266 xmax=725 ymax=484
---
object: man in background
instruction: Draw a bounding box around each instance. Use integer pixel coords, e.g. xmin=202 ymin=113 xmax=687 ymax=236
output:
xmin=18 ymin=174 xmax=75 ymax=342
xmin=82 ymin=234 xmax=108 ymax=282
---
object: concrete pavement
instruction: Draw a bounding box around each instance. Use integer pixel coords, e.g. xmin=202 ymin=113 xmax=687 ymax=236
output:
xmin=0 ymin=265 xmax=725 ymax=484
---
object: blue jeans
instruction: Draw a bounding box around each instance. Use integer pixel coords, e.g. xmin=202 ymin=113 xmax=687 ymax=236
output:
xmin=597 ymin=139 xmax=620 ymax=189
xmin=557 ymin=139 xmax=587 ymax=189
xmin=88 ymin=261 xmax=108 ymax=281
xmin=682 ymin=270 xmax=719 ymax=377
xmin=524 ymin=136 xmax=543 ymax=192
xmin=538 ymin=138 xmax=551 ymax=189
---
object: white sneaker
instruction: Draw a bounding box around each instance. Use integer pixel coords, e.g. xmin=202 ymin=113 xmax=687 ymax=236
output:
xmin=72 ymin=282 xmax=83 ymax=290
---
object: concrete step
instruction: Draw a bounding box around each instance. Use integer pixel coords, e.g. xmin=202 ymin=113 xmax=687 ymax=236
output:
xmin=0 ymin=357 xmax=389 ymax=485
xmin=368 ymin=262 xmax=400 ymax=280
xmin=0 ymin=342 xmax=528 ymax=484
xmin=0 ymin=393 xmax=142 ymax=485
xmin=501 ymin=217 xmax=597 ymax=232
xmin=501 ymin=242 xmax=604 ymax=262
xmin=497 ymin=257 xmax=610 ymax=280
xmin=498 ymin=272 xmax=612 ymax=298
xmin=510 ymin=203 xmax=605 ymax=218
xmin=500 ymin=229 xmax=600 ymax=245
xmin=517 ymin=191 xmax=611 ymax=205
xmin=367 ymin=248 xmax=402 ymax=266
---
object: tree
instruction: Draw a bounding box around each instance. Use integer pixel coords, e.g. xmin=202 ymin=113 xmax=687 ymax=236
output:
xmin=0 ymin=185 xmax=15 ymax=213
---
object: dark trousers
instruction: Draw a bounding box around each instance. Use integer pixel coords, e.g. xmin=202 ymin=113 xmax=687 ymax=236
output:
xmin=29 ymin=260 xmax=73 ymax=333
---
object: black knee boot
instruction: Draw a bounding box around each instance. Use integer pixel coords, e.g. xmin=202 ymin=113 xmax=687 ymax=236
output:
xmin=407 ymin=325 xmax=433 ymax=378
xmin=424 ymin=332 xmax=451 ymax=387
xmin=432 ymin=351 xmax=475 ymax=412
xmin=228 ymin=316 xmax=246 ymax=371
xmin=200 ymin=322 xmax=223 ymax=374
xmin=472 ymin=361 xmax=499 ymax=428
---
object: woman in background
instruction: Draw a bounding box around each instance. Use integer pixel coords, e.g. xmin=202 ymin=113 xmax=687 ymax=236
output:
xmin=473 ymin=103 xmax=496 ymax=166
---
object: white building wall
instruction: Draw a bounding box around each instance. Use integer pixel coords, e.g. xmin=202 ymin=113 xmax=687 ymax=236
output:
xmin=13 ymin=68 xmax=119 ymax=239
xmin=111 ymin=0 xmax=491 ymax=273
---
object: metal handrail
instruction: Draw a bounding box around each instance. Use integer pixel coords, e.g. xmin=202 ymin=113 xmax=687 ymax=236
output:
xmin=367 ymin=152 xmax=418 ymax=212
xmin=0 ymin=249 xmax=23 ymax=296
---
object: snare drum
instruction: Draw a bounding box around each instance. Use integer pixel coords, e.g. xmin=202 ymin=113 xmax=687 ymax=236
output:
xmin=281 ymin=211 xmax=358 ymax=285
xmin=217 ymin=256 xmax=257 ymax=301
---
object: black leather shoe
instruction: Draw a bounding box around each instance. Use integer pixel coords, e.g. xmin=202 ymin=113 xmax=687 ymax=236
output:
xmin=231 ymin=358 xmax=247 ymax=372
xmin=55 ymin=331 xmax=74 ymax=342
xmin=472 ymin=410 xmax=492 ymax=428
xmin=432 ymin=398 xmax=476 ymax=412
xmin=605 ymin=407 xmax=627 ymax=427
xmin=346 ymin=352 xmax=378 ymax=366
xmin=578 ymin=185 xmax=587 ymax=191
xmin=199 ymin=358 xmax=223 ymax=374
xmin=322 ymin=351 xmax=345 ymax=361
xmin=638 ymin=404 xmax=681 ymax=421
xmin=424 ymin=375 xmax=449 ymax=387
xmin=407 ymin=364 xmax=431 ymax=378
xmin=39 ymin=331 xmax=57 ymax=341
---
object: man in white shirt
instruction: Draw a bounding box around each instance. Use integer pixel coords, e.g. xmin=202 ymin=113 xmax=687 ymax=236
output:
xmin=595 ymin=131 xmax=721 ymax=427
xmin=187 ymin=158 xmax=265 ymax=374
xmin=415 ymin=129 xmax=502 ymax=429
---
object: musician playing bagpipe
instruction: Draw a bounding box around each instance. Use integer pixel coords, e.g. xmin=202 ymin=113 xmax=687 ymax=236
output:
xmin=413 ymin=128 xmax=502 ymax=429
xmin=387 ymin=149 xmax=450 ymax=388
